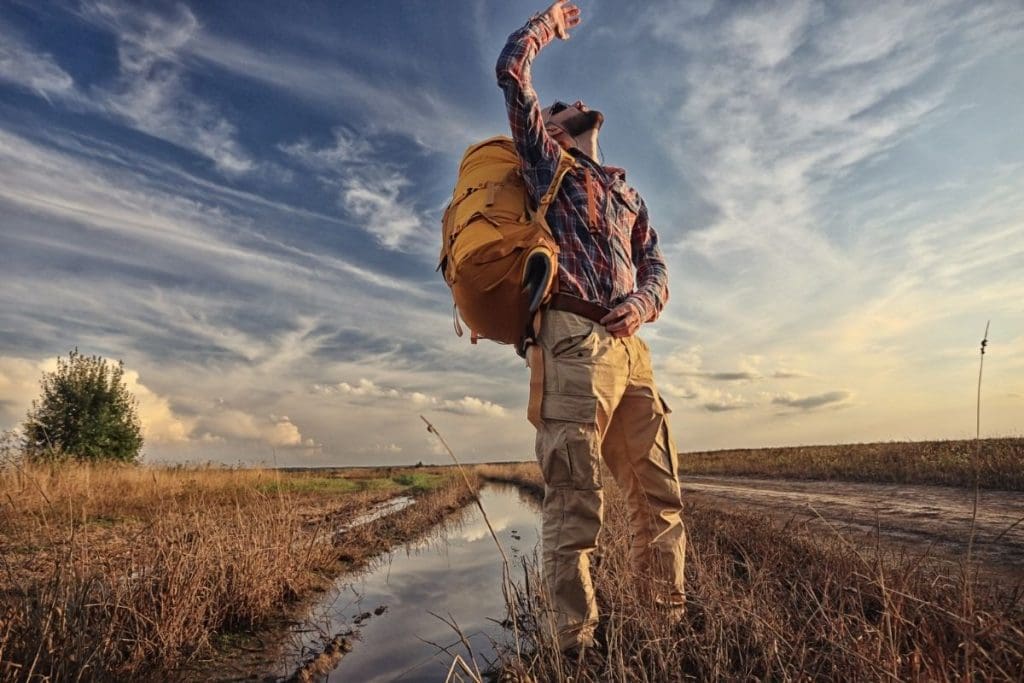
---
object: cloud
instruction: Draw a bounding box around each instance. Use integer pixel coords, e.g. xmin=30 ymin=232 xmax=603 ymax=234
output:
xmin=771 ymin=369 xmax=807 ymax=379
xmin=186 ymin=28 xmax=491 ymax=153
xmin=78 ymin=1 xmax=255 ymax=174
xmin=195 ymin=410 xmax=307 ymax=448
xmin=660 ymin=376 xmax=753 ymax=413
xmin=724 ymin=0 xmax=815 ymax=69
xmin=278 ymin=128 xmax=371 ymax=168
xmin=663 ymin=346 xmax=805 ymax=383
xmin=772 ymin=390 xmax=853 ymax=412
xmin=693 ymin=370 xmax=759 ymax=381
xmin=0 ymin=356 xmax=56 ymax=424
xmin=637 ymin=1 xmax=1024 ymax=341
xmin=0 ymin=20 xmax=75 ymax=100
xmin=0 ymin=127 xmax=430 ymax=320
xmin=315 ymin=378 xmax=506 ymax=418
xmin=121 ymin=370 xmax=192 ymax=443
xmin=280 ymin=130 xmax=427 ymax=252
xmin=361 ymin=442 xmax=403 ymax=454
xmin=0 ymin=355 xmax=193 ymax=446
xmin=341 ymin=171 xmax=424 ymax=250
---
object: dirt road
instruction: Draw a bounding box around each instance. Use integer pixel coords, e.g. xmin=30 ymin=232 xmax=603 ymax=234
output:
xmin=682 ymin=476 xmax=1024 ymax=577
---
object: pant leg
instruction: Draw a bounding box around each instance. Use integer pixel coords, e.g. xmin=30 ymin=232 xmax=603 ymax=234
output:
xmin=601 ymin=337 xmax=686 ymax=605
xmin=533 ymin=311 xmax=626 ymax=649
xmin=536 ymin=417 xmax=603 ymax=649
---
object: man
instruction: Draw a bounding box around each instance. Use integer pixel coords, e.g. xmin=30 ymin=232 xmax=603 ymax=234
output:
xmin=496 ymin=0 xmax=687 ymax=657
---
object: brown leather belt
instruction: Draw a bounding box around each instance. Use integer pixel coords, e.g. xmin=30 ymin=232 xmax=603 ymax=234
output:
xmin=546 ymin=293 xmax=610 ymax=324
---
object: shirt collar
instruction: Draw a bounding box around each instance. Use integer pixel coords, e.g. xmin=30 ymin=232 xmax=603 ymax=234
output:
xmin=570 ymin=148 xmax=627 ymax=181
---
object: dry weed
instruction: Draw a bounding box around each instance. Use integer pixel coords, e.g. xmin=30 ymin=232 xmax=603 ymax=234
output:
xmin=0 ymin=463 xmax=471 ymax=681
xmin=481 ymin=463 xmax=1024 ymax=681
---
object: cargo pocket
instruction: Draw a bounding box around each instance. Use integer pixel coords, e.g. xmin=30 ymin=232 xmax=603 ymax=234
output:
xmin=546 ymin=313 xmax=597 ymax=360
xmin=655 ymin=395 xmax=679 ymax=476
xmin=539 ymin=393 xmax=601 ymax=490
xmin=551 ymin=324 xmax=595 ymax=359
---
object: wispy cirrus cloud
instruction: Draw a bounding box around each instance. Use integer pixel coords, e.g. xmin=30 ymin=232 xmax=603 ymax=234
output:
xmin=0 ymin=19 xmax=75 ymax=100
xmin=635 ymin=0 xmax=1023 ymax=338
xmin=80 ymin=0 xmax=256 ymax=174
xmin=280 ymin=128 xmax=430 ymax=252
xmin=185 ymin=29 xmax=492 ymax=153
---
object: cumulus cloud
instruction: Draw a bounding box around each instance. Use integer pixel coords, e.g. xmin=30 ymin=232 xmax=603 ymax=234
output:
xmin=121 ymin=370 xmax=192 ymax=443
xmin=0 ymin=355 xmax=197 ymax=447
xmin=772 ymin=390 xmax=853 ymax=412
xmin=0 ymin=356 xmax=56 ymax=424
xmin=0 ymin=354 xmax=316 ymax=451
xmin=314 ymin=378 xmax=506 ymax=418
xmin=195 ymin=410 xmax=307 ymax=447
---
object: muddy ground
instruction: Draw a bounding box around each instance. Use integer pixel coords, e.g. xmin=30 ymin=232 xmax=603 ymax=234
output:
xmin=682 ymin=476 xmax=1024 ymax=578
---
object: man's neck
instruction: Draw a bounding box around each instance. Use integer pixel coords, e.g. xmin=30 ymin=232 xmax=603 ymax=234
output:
xmin=573 ymin=129 xmax=599 ymax=162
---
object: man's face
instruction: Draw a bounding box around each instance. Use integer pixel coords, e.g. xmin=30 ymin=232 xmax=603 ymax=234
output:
xmin=545 ymin=100 xmax=604 ymax=137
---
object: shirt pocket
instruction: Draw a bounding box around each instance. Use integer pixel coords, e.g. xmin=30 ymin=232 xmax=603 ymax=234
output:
xmin=610 ymin=183 xmax=641 ymax=229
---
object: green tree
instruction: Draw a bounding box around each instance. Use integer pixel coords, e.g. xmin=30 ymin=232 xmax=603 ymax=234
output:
xmin=23 ymin=349 xmax=144 ymax=463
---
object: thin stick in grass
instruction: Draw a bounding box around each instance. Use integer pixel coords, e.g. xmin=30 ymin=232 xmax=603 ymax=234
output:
xmin=963 ymin=320 xmax=989 ymax=675
xmin=420 ymin=415 xmax=522 ymax=664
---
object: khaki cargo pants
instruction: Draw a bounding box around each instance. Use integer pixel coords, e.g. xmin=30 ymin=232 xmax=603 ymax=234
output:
xmin=531 ymin=310 xmax=686 ymax=650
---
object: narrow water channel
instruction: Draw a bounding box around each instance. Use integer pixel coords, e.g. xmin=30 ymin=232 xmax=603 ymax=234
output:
xmin=286 ymin=484 xmax=542 ymax=681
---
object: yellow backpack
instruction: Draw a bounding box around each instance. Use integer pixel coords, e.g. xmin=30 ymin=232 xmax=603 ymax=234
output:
xmin=438 ymin=136 xmax=576 ymax=349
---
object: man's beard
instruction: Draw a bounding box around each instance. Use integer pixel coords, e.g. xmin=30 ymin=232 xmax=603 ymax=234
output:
xmin=563 ymin=109 xmax=604 ymax=137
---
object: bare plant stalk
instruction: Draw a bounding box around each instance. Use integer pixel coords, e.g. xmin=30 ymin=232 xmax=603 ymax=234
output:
xmin=420 ymin=415 xmax=522 ymax=663
xmin=420 ymin=416 xmax=509 ymax=567
xmin=962 ymin=320 xmax=989 ymax=674
xmin=966 ymin=321 xmax=988 ymax=567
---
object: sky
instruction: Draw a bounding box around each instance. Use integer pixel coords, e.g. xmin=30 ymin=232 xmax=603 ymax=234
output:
xmin=0 ymin=0 xmax=1022 ymax=467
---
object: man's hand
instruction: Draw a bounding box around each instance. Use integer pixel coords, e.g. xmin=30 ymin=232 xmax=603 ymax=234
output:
xmin=541 ymin=0 xmax=581 ymax=40
xmin=601 ymin=301 xmax=642 ymax=338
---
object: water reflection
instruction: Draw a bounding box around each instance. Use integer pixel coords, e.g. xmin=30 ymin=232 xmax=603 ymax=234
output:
xmin=289 ymin=484 xmax=542 ymax=682
xmin=338 ymin=496 xmax=416 ymax=533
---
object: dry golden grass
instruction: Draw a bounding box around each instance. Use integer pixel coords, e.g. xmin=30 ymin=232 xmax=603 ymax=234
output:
xmin=681 ymin=437 xmax=1024 ymax=489
xmin=480 ymin=463 xmax=1024 ymax=681
xmin=0 ymin=462 xmax=474 ymax=681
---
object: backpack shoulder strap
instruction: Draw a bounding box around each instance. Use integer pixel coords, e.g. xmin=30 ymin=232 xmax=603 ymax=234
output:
xmin=535 ymin=149 xmax=576 ymax=220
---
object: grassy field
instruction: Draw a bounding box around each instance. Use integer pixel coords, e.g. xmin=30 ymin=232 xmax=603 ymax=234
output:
xmin=681 ymin=437 xmax=1024 ymax=489
xmin=478 ymin=463 xmax=1024 ymax=682
xmin=0 ymin=462 xmax=477 ymax=681
xmin=3 ymin=439 xmax=1022 ymax=681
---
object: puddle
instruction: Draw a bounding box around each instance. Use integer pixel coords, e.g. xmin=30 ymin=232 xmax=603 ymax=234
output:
xmin=338 ymin=495 xmax=416 ymax=533
xmin=284 ymin=484 xmax=542 ymax=682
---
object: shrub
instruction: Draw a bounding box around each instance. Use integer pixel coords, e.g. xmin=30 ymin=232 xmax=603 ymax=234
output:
xmin=22 ymin=349 xmax=143 ymax=463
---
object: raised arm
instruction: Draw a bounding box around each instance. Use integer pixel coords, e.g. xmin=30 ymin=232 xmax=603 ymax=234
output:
xmin=495 ymin=1 xmax=580 ymax=202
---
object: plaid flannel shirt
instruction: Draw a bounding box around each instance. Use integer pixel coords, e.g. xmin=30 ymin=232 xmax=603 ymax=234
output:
xmin=496 ymin=15 xmax=669 ymax=323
